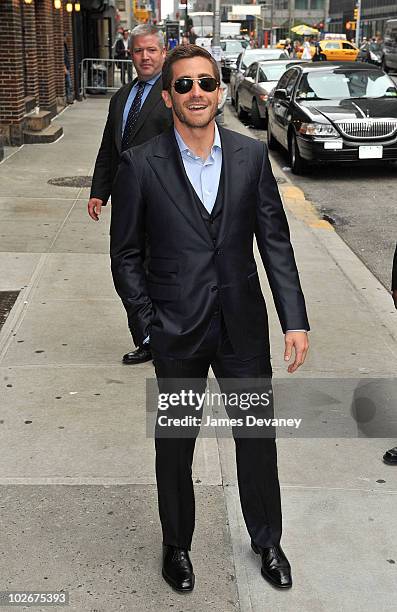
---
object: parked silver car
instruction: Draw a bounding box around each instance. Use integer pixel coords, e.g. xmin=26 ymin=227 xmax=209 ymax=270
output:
xmin=230 ymin=48 xmax=289 ymax=106
xmin=220 ymin=38 xmax=248 ymax=82
xmin=236 ymin=59 xmax=307 ymax=127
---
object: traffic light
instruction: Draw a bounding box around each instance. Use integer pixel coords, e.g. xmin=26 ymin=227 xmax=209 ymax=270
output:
xmin=354 ymin=7 xmax=358 ymax=20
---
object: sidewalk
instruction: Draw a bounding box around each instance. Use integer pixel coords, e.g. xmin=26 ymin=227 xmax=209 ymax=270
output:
xmin=0 ymin=98 xmax=396 ymax=612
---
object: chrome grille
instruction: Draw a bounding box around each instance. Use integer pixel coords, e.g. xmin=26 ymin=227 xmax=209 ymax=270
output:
xmin=335 ymin=118 xmax=397 ymax=140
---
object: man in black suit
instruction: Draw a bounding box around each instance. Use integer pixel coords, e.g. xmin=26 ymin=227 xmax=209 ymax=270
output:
xmin=110 ymin=45 xmax=309 ymax=592
xmin=114 ymin=30 xmax=132 ymax=85
xmin=88 ymin=24 xmax=173 ymax=365
xmin=383 ymin=244 xmax=397 ymax=465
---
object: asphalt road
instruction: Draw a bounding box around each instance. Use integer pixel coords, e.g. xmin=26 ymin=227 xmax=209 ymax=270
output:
xmin=231 ymin=99 xmax=397 ymax=291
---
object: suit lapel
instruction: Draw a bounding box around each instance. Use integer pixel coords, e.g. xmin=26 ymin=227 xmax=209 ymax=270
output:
xmin=148 ymin=131 xmax=213 ymax=246
xmin=115 ymin=79 xmax=136 ymax=153
xmin=215 ymin=127 xmax=246 ymax=248
xmin=148 ymin=127 xmax=247 ymax=248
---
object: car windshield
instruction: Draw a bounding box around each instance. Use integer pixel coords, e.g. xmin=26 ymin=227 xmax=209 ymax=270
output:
xmin=221 ymin=40 xmax=246 ymax=53
xmin=258 ymin=64 xmax=290 ymax=82
xmin=296 ymin=70 xmax=397 ymax=100
xmin=241 ymin=51 xmax=287 ymax=69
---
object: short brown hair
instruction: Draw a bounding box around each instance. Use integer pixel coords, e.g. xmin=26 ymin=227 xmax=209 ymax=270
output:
xmin=162 ymin=44 xmax=220 ymax=91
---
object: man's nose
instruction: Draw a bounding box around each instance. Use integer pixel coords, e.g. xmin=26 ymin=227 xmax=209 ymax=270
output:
xmin=141 ymin=49 xmax=149 ymax=59
xmin=191 ymin=80 xmax=202 ymax=95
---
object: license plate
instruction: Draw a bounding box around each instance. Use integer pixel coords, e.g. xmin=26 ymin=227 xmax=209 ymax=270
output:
xmin=359 ymin=145 xmax=383 ymax=159
xmin=324 ymin=141 xmax=343 ymax=150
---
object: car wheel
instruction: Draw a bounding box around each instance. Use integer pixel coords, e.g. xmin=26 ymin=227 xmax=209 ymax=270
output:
xmin=236 ymin=94 xmax=248 ymax=119
xmin=289 ymin=131 xmax=307 ymax=175
xmin=319 ymin=53 xmax=327 ymax=61
xmin=267 ymin=118 xmax=277 ymax=150
xmin=251 ymin=99 xmax=265 ymax=129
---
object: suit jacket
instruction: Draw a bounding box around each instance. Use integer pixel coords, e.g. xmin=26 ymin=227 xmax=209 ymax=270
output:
xmin=114 ymin=38 xmax=130 ymax=60
xmin=110 ymin=127 xmax=309 ymax=359
xmin=392 ymin=244 xmax=397 ymax=290
xmin=90 ymin=77 xmax=173 ymax=204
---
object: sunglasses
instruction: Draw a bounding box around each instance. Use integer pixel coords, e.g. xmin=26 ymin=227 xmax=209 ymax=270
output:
xmin=172 ymin=77 xmax=219 ymax=94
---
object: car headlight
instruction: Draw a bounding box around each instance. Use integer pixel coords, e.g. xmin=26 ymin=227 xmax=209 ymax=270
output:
xmin=299 ymin=122 xmax=339 ymax=137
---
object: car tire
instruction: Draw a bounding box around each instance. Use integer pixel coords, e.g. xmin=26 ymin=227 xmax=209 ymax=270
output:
xmin=267 ymin=118 xmax=277 ymax=150
xmin=289 ymin=131 xmax=307 ymax=175
xmin=319 ymin=53 xmax=327 ymax=61
xmin=251 ymin=99 xmax=265 ymax=129
xmin=236 ymin=94 xmax=248 ymax=119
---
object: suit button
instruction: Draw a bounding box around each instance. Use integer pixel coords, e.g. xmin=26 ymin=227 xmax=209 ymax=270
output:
xmin=211 ymin=286 xmax=218 ymax=292
xmin=215 ymin=249 xmax=222 ymax=255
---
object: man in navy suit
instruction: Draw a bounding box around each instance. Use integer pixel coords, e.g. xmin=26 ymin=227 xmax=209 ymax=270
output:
xmin=111 ymin=45 xmax=309 ymax=592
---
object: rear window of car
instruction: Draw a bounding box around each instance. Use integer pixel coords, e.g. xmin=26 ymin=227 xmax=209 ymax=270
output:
xmin=241 ymin=51 xmax=288 ymax=69
xmin=259 ymin=64 xmax=289 ymax=82
xmin=221 ymin=40 xmax=246 ymax=53
xmin=296 ymin=69 xmax=397 ymax=100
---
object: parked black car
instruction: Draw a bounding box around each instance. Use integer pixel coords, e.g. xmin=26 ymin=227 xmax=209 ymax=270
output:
xmin=266 ymin=62 xmax=397 ymax=174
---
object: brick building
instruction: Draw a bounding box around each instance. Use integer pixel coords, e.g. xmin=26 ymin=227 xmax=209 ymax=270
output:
xmin=0 ymin=0 xmax=119 ymax=151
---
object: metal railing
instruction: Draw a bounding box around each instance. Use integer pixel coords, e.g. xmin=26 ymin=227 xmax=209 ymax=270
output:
xmin=79 ymin=58 xmax=137 ymax=97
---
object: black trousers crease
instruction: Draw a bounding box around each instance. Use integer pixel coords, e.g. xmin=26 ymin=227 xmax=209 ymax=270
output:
xmin=153 ymin=311 xmax=282 ymax=551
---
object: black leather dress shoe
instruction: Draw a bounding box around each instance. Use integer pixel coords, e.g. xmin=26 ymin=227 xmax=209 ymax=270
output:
xmin=122 ymin=346 xmax=152 ymax=365
xmin=251 ymin=541 xmax=292 ymax=589
xmin=383 ymin=446 xmax=397 ymax=465
xmin=162 ymin=545 xmax=195 ymax=592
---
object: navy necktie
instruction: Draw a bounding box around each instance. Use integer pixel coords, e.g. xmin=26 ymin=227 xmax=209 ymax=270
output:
xmin=122 ymin=81 xmax=146 ymax=151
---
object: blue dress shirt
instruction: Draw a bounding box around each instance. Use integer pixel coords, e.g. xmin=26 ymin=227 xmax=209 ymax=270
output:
xmin=122 ymin=73 xmax=162 ymax=136
xmin=174 ymin=124 xmax=222 ymax=214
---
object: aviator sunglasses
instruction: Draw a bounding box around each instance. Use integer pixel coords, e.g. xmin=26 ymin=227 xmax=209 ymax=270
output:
xmin=172 ymin=77 xmax=220 ymax=94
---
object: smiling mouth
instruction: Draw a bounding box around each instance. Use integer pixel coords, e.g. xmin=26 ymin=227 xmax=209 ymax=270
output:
xmin=186 ymin=104 xmax=208 ymax=111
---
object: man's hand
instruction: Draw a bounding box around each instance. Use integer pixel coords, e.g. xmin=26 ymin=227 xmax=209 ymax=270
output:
xmin=392 ymin=289 xmax=397 ymax=309
xmin=88 ymin=197 xmax=103 ymax=221
xmin=284 ymin=331 xmax=309 ymax=374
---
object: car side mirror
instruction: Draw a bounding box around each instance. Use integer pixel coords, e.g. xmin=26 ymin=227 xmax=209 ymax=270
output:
xmin=274 ymin=88 xmax=288 ymax=100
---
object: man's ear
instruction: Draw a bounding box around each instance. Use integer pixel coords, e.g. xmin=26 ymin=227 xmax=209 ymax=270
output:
xmin=162 ymin=90 xmax=172 ymax=109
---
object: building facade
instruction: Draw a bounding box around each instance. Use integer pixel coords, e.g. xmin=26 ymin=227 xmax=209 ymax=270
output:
xmin=328 ymin=0 xmax=396 ymax=38
xmin=261 ymin=0 xmax=328 ymax=42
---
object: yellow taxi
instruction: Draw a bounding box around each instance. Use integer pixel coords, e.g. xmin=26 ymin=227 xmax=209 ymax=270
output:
xmin=297 ymin=39 xmax=359 ymax=61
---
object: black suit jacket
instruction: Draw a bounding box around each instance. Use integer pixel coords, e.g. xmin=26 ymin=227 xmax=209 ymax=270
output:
xmin=110 ymin=127 xmax=309 ymax=359
xmin=393 ymin=244 xmax=397 ymax=290
xmin=114 ymin=38 xmax=130 ymax=60
xmin=90 ymin=77 xmax=173 ymax=204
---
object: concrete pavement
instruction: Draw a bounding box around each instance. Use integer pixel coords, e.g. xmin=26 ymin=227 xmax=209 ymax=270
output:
xmin=0 ymin=97 xmax=396 ymax=612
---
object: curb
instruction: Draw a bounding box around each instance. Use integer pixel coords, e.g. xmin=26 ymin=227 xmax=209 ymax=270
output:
xmin=223 ymin=105 xmax=333 ymax=231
